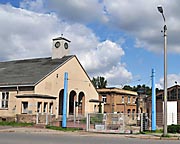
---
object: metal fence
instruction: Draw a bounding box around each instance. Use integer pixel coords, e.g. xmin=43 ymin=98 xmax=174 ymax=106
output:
xmin=39 ymin=114 xmax=87 ymax=129
xmin=148 ymin=112 xmax=180 ymax=128
xmin=35 ymin=112 xmax=180 ymax=132
xmin=86 ymin=113 xmax=142 ymax=133
xmin=36 ymin=113 xmax=56 ymax=125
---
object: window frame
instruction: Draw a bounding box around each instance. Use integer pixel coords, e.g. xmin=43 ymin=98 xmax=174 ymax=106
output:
xmin=102 ymin=95 xmax=107 ymax=103
xmin=122 ymin=96 xmax=124 ymax=103
xmin=21 ymin=101 xmax=28 ymax=114
xmin=128 ymin=96 xmax=131 ymax=104
xmin=1 ymin=92 xmax=9 ymax=109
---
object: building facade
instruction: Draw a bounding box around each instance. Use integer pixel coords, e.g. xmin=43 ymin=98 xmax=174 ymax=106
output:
xmin=146 ymin=85 xmax=180 ymax=126
xmin=97 ymin=88 xmax=138 ymax=114
xmin=0 ymin=37 xmax=100 ymax=123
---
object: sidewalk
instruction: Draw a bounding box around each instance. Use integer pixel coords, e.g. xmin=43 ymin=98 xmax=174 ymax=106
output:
xmin=0 ymin=126 xmax=180 ymax=140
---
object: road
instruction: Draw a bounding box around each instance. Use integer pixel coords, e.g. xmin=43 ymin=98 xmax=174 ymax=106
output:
xmin=0 ymin=132 xmax=179 ymax=144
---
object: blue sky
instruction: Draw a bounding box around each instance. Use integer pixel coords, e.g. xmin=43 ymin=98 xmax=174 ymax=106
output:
xmin=0 ymin=0 xmax=180 ymax=89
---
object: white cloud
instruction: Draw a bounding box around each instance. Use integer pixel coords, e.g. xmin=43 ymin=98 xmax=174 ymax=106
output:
xmin=0 ymin=4 xmax=61 ymax=60
xmin=42 ymin=0 xmax=180 ymax=55
xmin=156 ymin=74 xmax=180 ymax=89
xmin=46 ymin=0 xmax=108 ymax=23
xmin=103 ymin=0 xmax=180 ymax=54
xmin=0 ymin=4 xmax=132 ymax=87
xmin=76 ymin=40 xmax=131 ymax=86
xmin=20 ymin=0 xmax=45 ymax=13
xmin=79 ymin=40 xmax=124 ymax=72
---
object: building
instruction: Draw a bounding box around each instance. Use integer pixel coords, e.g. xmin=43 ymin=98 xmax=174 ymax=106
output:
xmin=0 ymin=37 xmax=99 ymax=123
xmin=97 ymin=87 xmax=138 ymax=114
xmin=146 ymin=84 xmax=180 ymax=126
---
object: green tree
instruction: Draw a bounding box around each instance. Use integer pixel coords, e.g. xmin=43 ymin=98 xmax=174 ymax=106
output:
xmin=91 ymin=76 xmax=107 ymax=88
xmin=123 ymin=84 xmax=162 ymax=96
xmin=91 ymin=77 xmax=98 ymax=88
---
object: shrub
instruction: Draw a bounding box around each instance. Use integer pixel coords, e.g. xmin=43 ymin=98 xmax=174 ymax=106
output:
xmin=167 ymin=124 xmax=180 ymax=133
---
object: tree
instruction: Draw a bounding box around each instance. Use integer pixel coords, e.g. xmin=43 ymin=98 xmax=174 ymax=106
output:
xmin=91 ymin=76 xmax=107 ymax=88
xmin=91 ymin=77 xmax=98 ymax=88
xmin=122 ymin=84 xmax=162 ymax=96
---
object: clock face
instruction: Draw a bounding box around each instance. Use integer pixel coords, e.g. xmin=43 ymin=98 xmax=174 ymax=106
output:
xmin=64 ymin=42 xmax=68 ymax=49
xmin=55 ymin=41 xmax=60 ymax=48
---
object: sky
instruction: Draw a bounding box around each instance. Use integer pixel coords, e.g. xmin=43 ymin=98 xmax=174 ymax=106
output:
xmin=0 ymin=0 xmax=180 ymax=89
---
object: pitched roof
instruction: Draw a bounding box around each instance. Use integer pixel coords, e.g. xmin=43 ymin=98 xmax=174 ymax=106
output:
xmin=52 ymin=37 xmax=71 ymax=42
xmin=0 ymin=55 xmax=74 ymax=87
xmin=97 ymin=87 xmax=138 ymax=96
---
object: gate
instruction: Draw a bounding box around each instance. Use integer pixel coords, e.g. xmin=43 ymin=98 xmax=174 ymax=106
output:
xmin=86 ymin=113 xmax=141 ymax=133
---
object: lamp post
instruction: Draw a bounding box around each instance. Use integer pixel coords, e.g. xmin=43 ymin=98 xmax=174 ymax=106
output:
xmin=157 ymin=5 xmax=167 ymax=136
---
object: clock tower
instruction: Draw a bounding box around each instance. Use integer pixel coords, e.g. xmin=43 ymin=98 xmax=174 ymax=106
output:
xmin=52 ymin=36 xmax=71 ymax=59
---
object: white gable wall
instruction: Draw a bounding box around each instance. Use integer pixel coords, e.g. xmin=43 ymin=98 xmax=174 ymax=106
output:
xmin=35 ymin=56 xmax=98 ymax=117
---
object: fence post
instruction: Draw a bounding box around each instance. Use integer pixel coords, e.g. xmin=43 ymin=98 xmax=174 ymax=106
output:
xmin=36 ymin=113 xmax=39 ymax=124
xmin=46 ymin=113 xmax=48 ymax=125
xmin=49 ymin=114 xmax=52 ymax=126
xmin=104 ymin=114 xmax=107 ymax=130
xmin=86 ymin=113 xmax=89 ymax=131
xmin=140 ymin=113 xmax=143 ymax=132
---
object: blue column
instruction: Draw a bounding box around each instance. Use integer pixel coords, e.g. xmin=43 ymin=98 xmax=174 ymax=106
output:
xmin=62 ymin=72 xmax=68 ymax=128
xmin=152 ymin=68 xmax=156 ymax=131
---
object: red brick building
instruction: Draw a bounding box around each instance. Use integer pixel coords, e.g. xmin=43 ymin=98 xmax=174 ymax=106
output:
xmin=146 ymin=85 xmax=180 ymax=126
xmin=97 ymin=88 xmax=138 ymax=114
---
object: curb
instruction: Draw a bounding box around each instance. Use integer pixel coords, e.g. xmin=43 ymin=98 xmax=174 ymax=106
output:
xmin=125 ymin=135 xmax=180 ymax=140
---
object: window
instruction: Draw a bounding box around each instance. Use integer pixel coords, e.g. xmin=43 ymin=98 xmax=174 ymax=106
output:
xmin=133 ymin=97 xmax=136 ymax=104
xmin=43 ymin=102 xmax=48 ymax=113
xmin=128 ymin=96 xmax=130 ymax=103
xmin=1 ymin=92 xmax=9 ymax=108
xmin=49 ymin=102 xmax=53 ymax=114
xmin=37 ymin=102 xmax=42 ymax=113
xmin=22 ymin=102 xmax=28 ymax=114
xmin=132 ymin=109 xmax=136 ymax=120
xmin=102 ymin=95 xmax=107 ymax=103
xmin=122 ymin=96 xmax=124 ymax=103
xmin=169 ymin=89 xmax=177 ymax=100
xmin=127 ymin=109 xmax=131 ymax=116
xmin=178 ymin=88 xmax=180 ymax=100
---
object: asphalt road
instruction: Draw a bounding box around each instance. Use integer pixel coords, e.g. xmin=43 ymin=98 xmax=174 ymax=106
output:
xmin=0 ymin=132 xmax=179 ymax=144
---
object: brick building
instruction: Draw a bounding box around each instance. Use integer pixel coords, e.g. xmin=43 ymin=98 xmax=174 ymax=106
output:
xmin=146 ymin=85 xmax=180 ymax=127
xmin=97 ymin=87 xmax=138 ymax=114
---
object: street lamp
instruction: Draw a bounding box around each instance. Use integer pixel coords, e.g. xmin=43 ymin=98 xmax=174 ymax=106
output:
xmin=157 ymin=5 xmax=168 ymax=136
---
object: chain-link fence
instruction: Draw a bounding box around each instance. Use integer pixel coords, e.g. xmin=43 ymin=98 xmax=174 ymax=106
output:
xmin=86 ymin=113 xmax=142 ymax=133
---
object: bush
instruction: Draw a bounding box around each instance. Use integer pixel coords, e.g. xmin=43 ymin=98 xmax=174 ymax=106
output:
xmin=168 ymin=124 xmax=180 ymax=133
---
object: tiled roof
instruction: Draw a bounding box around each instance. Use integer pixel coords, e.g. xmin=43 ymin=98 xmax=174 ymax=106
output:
xmin=0 ymin=55 xmax=74 ymax=86
xmin=97 ymin=87 xmax=138 ymax=96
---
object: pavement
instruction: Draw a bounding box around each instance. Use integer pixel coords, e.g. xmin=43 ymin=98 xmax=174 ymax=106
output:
xmin=0 ymin=126 xmax=180 ymax=140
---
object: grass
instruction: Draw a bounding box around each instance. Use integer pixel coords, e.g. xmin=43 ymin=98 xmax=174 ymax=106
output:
xmin=0 ymin=121 xmax=33 ymax=127
xmin=46 ymin=125 xmax=82 ymax=132
xmin=140 ymin=129 xmax=163 ymax=134
xmin=161 ymin=134 xmax=171 ymax=138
